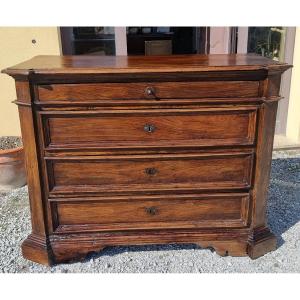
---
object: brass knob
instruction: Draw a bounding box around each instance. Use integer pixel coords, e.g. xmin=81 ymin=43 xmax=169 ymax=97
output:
xmin=144 ymin=124 xmax=156 ymax=133
xmin=145 ymin=86 xmax=155 ymax=97
xmin=145 ymin=207 xmax=158 ymax=215
xmin=145 ymin=167 xmax=157 ymax=175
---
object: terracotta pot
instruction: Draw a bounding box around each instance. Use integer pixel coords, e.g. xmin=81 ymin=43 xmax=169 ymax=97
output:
xmin=0 ymin=146 xmax=27 ymax=191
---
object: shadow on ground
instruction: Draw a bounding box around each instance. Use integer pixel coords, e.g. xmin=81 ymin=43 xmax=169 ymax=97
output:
xmin=267 ymin=157 xmax=300 ymax=247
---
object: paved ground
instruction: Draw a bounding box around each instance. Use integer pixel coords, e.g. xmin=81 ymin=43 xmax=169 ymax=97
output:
xmin=0 ymin=150 xmax=299 ymax=273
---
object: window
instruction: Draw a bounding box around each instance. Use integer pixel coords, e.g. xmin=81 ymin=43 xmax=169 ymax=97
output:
xmin=247 ymin=27 xmax=285 ymax=61
xmin=61 ymin=27 xmax=116 ymax=55
xmin=60 ymin=27 xmax=209 ymax=56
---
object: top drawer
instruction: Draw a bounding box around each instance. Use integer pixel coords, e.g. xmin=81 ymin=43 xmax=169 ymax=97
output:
xmin=37 ymin=81 xmax=260 ymax=102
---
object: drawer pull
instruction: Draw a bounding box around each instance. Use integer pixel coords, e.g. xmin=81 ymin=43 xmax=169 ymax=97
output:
xmin=144 ymin=124 xmax=156 ymax=133
xmin=145 ymin=86 xmax=156 ymax=97
xmin=145 ymin=167 xmax=157 ymax=175
xmin=145 ymin=206 xmax=158 ymax=215
xmin=145 ymin=86 xmax=160 ymax=100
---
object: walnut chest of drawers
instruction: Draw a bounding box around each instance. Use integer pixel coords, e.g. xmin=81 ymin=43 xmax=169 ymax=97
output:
xmin=3 ymin=54 xmax=291 ymax=265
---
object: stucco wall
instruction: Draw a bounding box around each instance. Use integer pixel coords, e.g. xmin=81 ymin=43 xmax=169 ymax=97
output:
xmin=0 ymin=27 xmax=61 ymax=136
xmin=286 ymin=27 xmax=300 ymax=142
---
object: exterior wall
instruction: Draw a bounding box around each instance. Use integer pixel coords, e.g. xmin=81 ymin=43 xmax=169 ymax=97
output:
xmin=286 ymin=27 xmax=300 ymax=142
xmin=275 ymin=27 xmax=295 ymax=135
xmin=0 ymin=27 xmax=61 ymax=136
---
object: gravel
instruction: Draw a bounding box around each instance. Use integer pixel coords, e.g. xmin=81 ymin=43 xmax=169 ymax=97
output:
xmin=0 ymin=136 xmax=22 ymax=150
xmin=0 ymin=150 xmax=299 ymax=273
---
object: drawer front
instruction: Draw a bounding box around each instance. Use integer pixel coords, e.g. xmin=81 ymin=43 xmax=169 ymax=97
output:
xmin=52 ymin=193 xmax=250 ymax=232
xmin=41 ymin=107 xmax=257 ymax=149
xmin=37 ymin=81 xmax=260 ymax=101
xmin=47 ymin=152 xmax=253 ymax=195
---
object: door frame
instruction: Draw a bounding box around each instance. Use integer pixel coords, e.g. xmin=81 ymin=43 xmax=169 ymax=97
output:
xmin=115 ymin=27 xmax=127 ymax=55
xmin=209 ymin=27 xmax=231 ymax=54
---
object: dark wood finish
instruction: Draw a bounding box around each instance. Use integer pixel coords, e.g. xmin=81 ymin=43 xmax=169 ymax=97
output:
xmin=40 ymin=107 xmax=257 ymax=149
xmin=13 ymin=81 xmax=53 ymax=265
xmin=54 ymin=193 xmax=249 ymax=231
xmin=3 ymin=54 xmax=290 ymax=76
xmin=2 ymin=54 xmax=291 ymax=265
xmin=50 ymin=228 xmax=250 ymax=263
xmin=47 ymin=152 xmax=253 ymax=195
xmin=37 ymin=81 xmax=259 ymax=101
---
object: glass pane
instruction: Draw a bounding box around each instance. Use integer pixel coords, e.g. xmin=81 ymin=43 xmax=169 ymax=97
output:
xmin=72 ymin=27 xmax=115 ymax=55
xmin=126 ymin=27 xmax=199 ymax=55
xmin=247 ymin=27 xmax=286 ymax=61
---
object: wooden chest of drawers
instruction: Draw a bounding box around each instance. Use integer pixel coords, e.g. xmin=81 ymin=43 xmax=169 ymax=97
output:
xmin=2 ymin=54 xmax=291 ymax=265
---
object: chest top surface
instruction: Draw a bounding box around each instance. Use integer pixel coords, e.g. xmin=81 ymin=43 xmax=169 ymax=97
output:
xmin=2 ymin=54 xmax=291 ymax=77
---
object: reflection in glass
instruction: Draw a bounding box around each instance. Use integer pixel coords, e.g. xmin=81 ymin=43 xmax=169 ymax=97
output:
xmin=72 ymin=27 xmax=116 ymax=55
xmin=247 ymin=27 xmax=286 ymax=61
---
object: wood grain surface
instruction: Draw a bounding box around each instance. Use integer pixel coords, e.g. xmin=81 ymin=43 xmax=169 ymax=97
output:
xmin=41 ymin=107 xmax=257 ymax=149
xmin=1 ymin=54 xmax=291 ymax=265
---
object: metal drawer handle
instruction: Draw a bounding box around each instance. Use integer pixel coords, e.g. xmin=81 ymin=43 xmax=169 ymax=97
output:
xmin=144 ymin=124 xmax=156 ymax=133
xmin=145 ymin=206 xmax=158 ymax=215
xmin=145 ymin=167 xmax=157 ymax=175
xmin=145 ymin=86 xmax=156 ymax=96
xmin=145 ymin=86 xmax=160 ymax=100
